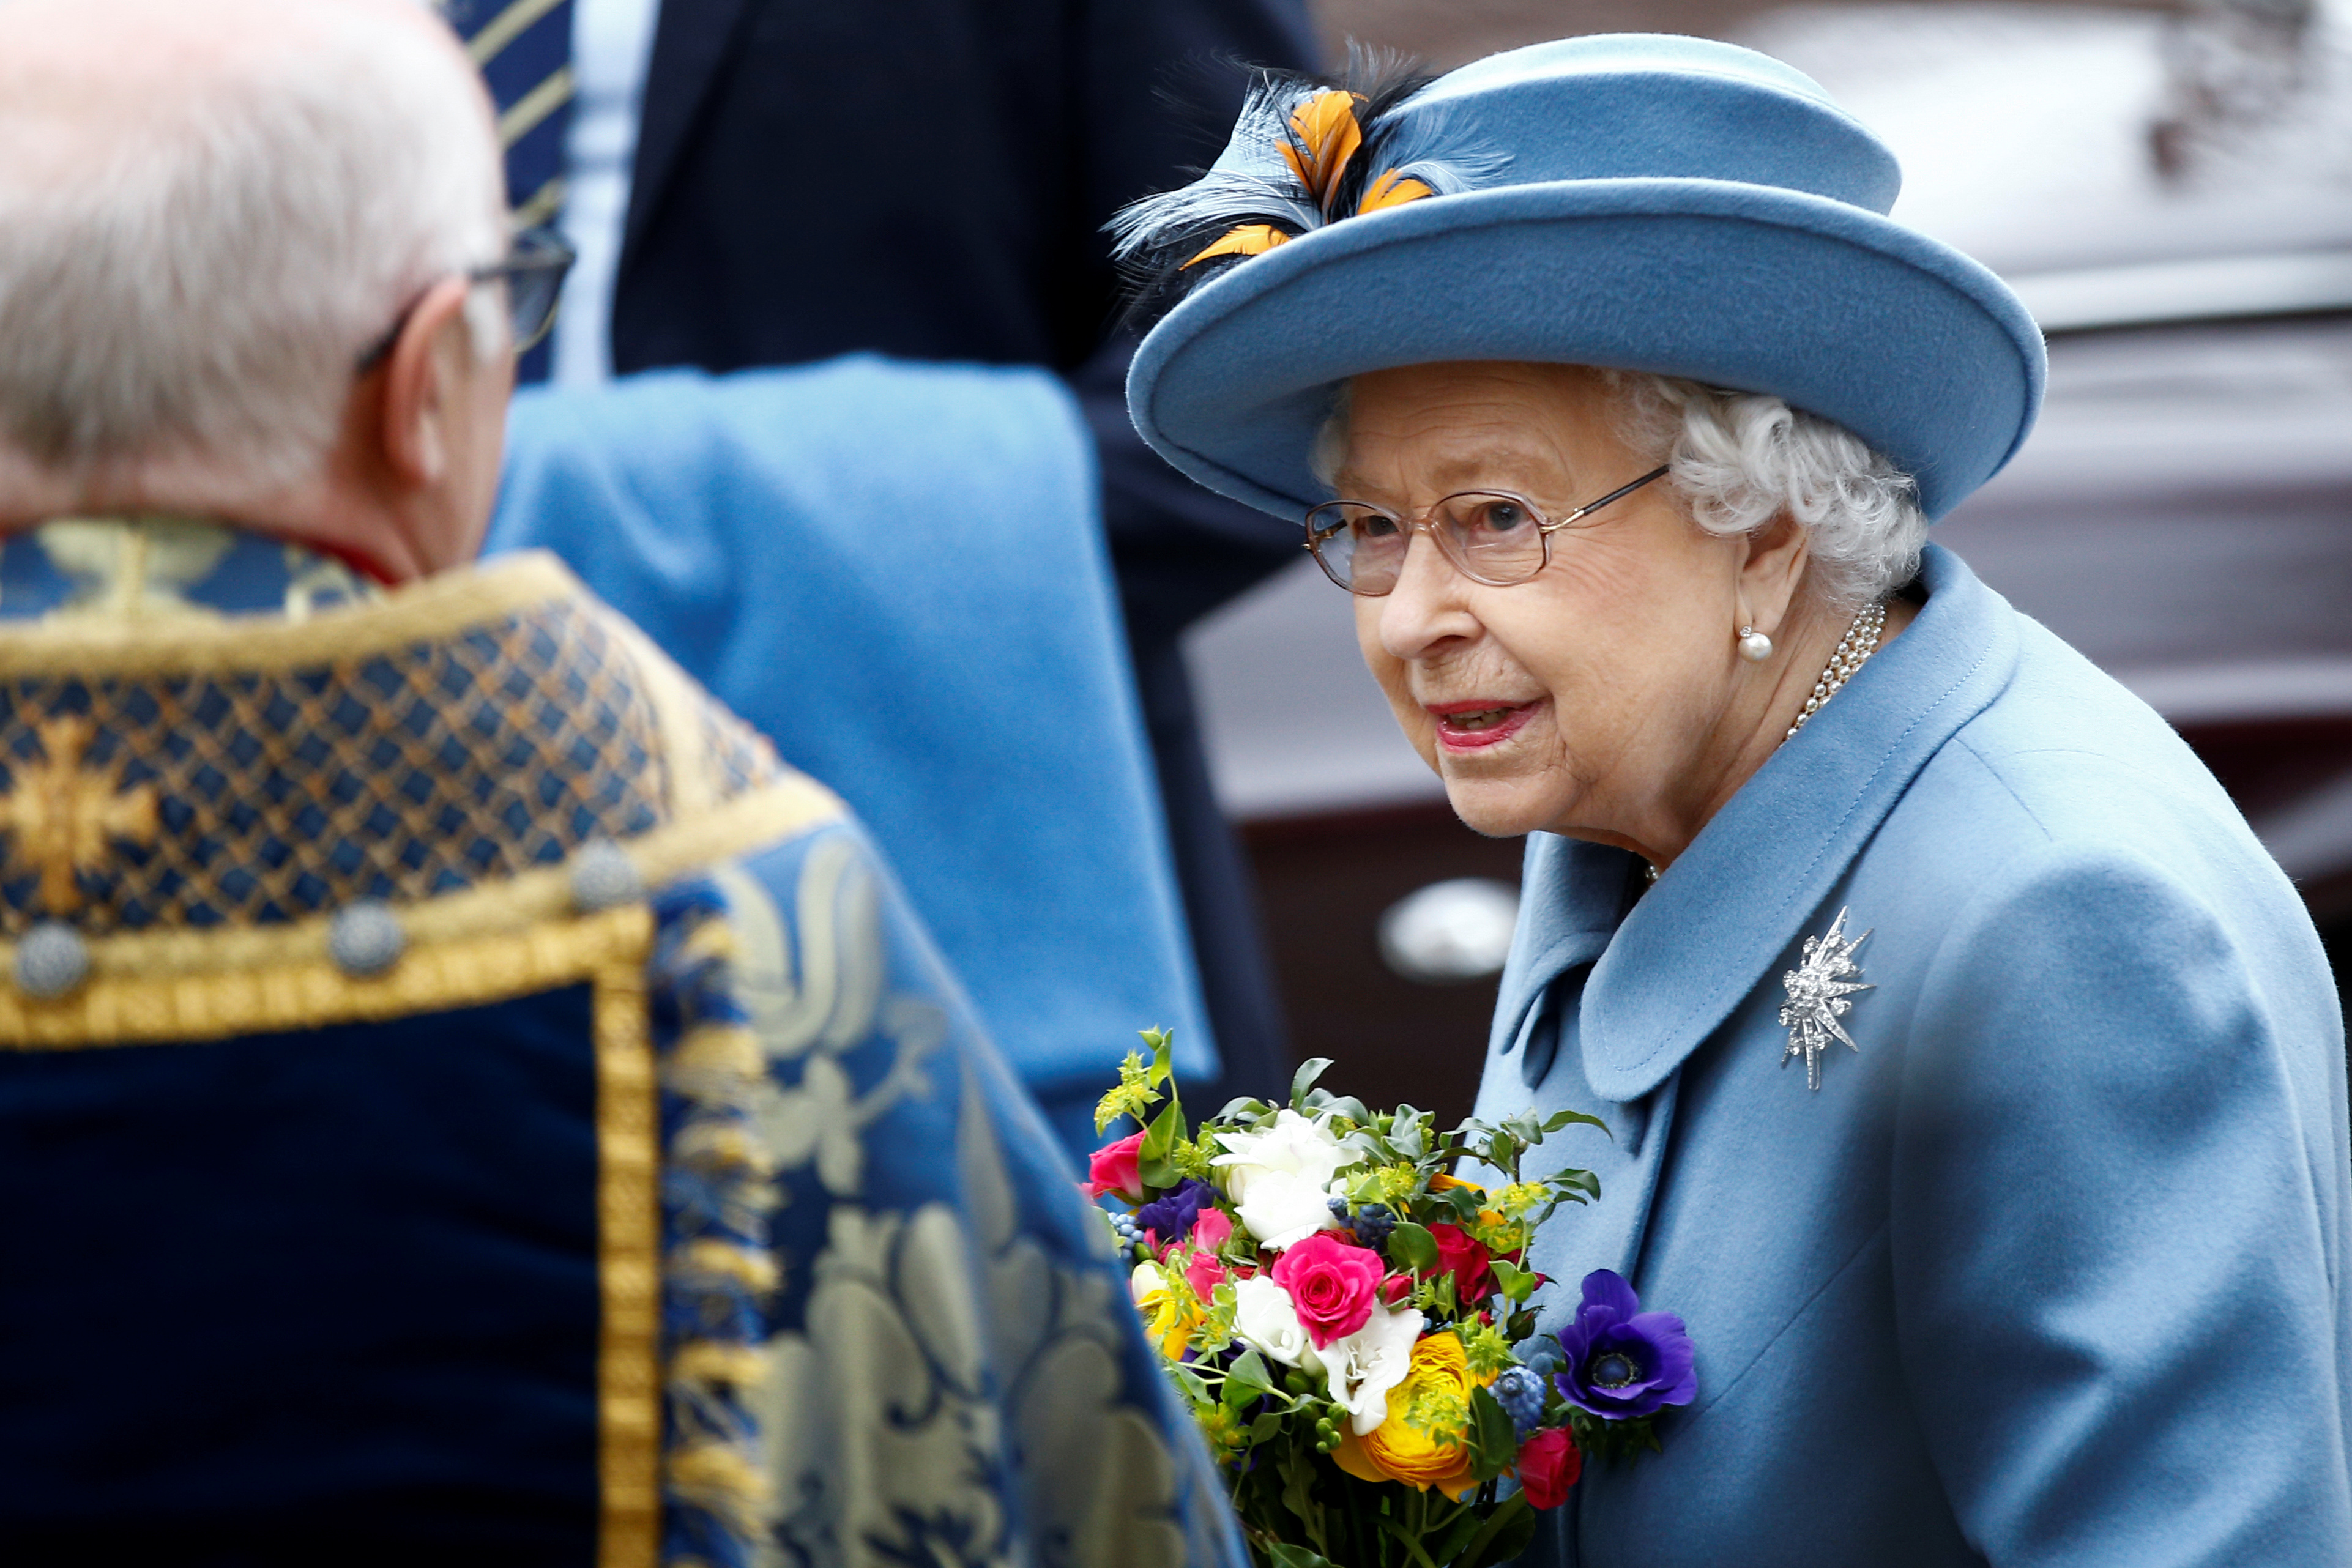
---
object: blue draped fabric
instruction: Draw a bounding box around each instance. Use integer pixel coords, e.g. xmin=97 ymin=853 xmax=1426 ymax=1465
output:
xmin=488 ymin=358 xmax=1215 ymax=1137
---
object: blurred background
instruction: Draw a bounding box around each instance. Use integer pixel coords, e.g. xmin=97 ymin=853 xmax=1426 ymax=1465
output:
xmin=1194 ymin=0 xmax=2352 ymax=1123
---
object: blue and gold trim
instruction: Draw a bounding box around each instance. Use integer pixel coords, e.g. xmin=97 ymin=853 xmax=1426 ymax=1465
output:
xmin=0 ymin=544 xmax=843 ymax=1564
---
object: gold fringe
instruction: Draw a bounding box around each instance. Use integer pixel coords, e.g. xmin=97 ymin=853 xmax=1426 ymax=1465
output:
xmin=671 ymin=1340 xmax=775 ymax=1389
xmin=666 ymin=1439 xmax=772 ymax=1529
xmin=671 ymin=1123 xmax=779 ymax=1177
xmin=673 ymin=1238 xmax=781 ymax=1296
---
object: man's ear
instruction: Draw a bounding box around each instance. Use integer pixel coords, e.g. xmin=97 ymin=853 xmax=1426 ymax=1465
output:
xmin=1732 ymin=508 xmax=1814 ymax=637
xmin=375 ymin=276 xmax=476 ymax=488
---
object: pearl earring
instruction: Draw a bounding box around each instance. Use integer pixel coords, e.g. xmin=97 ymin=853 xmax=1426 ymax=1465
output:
xmin=1738 ymin=625 xmax=1773 ymax=663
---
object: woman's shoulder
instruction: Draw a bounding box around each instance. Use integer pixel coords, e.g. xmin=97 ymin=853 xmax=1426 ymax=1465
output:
xmin=1864 ymin=617 xmax=2332 ymax=1030
xmin=1898 ymin=616 xmax=2259 ymax=876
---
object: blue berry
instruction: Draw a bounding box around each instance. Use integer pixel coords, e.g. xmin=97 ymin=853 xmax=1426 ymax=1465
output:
xmin=1492 ymin=1367 xmax=1546 ymax=1436
xmin=1349 ymin=1204 xmax=1397 ymax=1248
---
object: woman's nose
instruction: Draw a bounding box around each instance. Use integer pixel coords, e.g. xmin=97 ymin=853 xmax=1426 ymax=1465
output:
xmin=1377 ymin=532 xmax=1478 ymax=661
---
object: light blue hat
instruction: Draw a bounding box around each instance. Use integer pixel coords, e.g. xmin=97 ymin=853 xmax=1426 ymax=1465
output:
xmin=1119 ymin=34 xmax=2045 ymax=522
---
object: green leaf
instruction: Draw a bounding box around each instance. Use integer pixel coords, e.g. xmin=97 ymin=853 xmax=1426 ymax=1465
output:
xmin=1461 ymin=1493 xmax=1538 ymax=1568
xmin=1317 ymin=1094 xmax=1371 ymax=1126
xmin=1136 ymin=1107 xmax=1185 ymax=1190
xmin=1169 ymin=1359 xmax=1213 ymax=1406
xmin=1265 ymin=1546 xmax=1336 ymax=1568
xmin=1249 ymin=1410 xmax=1286 ymax=1444
xmin=1290 ymin=1057 xmax=1334 ymax=1109
xmin=1466 ymin=1384 xmax=1520 ymax=1481
xmin=1386 ymin=1220 xmax=1439 ymax=1273
xmin=1540 ymin=1107 xmax=1611 ymax=1138
xmin=1490 ymin=1258 xmax=1538 ymax=1305
xmin=1224 ymin=1347 xmax=1275 ymax=1407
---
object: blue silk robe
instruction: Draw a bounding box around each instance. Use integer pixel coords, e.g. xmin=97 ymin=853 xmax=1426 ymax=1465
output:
xmin=0 ymin=521 xmax=1242 ymax=1568
xmin=1482 ymin=545 xmax=2351 ymax=1566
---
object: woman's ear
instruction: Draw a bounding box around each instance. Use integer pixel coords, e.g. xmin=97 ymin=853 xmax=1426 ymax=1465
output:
xmin=373 ymin=276 xmax=476 ymax=489
xmin=1731 ymin=508 xmax=1813 ymax=637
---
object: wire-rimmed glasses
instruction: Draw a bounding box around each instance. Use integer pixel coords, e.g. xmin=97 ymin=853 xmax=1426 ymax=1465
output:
xmin=1303 ymin=464 xmax=1672 ymax=595
xmin=354 ymin=225 xmax=576 ymax=374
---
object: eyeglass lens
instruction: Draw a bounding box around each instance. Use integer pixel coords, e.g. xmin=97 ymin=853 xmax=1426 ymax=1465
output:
xmin=1307 ymin=492 xmax=1550 ymax=595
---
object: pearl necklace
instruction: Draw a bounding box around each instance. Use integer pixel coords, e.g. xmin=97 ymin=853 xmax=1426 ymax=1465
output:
xmin=1785 ymin=600 xmax=1888 ymax=741
xmin=1641 ymin=600 xmax=1890 ymax=885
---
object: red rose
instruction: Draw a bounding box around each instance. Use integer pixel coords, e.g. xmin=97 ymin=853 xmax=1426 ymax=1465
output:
xmin=1378 ymin=1273 xmax=1413 ymax=1306
xmin=1269 ymin=1232 xmax=1383 ymax=1347
xmin=1427 ymin=1222 xmax=1496 ymax=1306
xmin=1082 ymin=1131 xmax=1147 ymax=1203
xmin=1516 ymin=1427 xmax=1582 ymax=1510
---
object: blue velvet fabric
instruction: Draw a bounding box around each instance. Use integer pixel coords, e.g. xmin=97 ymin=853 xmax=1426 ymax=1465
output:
xmin=487 ymin=357 xmax=1213 ymax=1100
xmin=1125 ymin=34 xmax=2044 ymax=522
xmin=1478 ymin=544 xmax=2352 ymax=1566
xmin=0 ymin=989 xmax=602 ymax=1562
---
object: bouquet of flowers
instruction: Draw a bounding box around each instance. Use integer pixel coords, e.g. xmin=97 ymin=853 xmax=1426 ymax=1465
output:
xmin=1086 ymin=1031 xmax=1697 ymax=1568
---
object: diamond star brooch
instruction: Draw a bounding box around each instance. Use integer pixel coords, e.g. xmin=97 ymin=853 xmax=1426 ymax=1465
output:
xmin=1779 ymin=907 xmax=1874 ymax=1091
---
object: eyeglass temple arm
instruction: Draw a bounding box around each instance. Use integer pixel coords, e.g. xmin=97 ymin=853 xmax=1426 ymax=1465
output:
xmin=1539 ymin=464 xmax=1673 ymax=533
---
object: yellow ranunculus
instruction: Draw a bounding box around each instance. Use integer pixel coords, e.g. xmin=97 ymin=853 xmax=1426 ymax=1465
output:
xmin=1130 ymin=1263 xmax=1203 ymax=1361
xmin=1332 ymin=1332 xmax=1481 ymax=1501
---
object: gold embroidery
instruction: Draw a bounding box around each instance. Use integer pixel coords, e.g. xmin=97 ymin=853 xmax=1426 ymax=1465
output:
xmin=0 ymin=776 xmax=843 ymax=986
xmin=0 ymin=716 xmax=159 ymax=913
xmin=0 ymin=550 xmax=583 ymax=677
xmin=594 ymin=949 xmax=661 ymax=1568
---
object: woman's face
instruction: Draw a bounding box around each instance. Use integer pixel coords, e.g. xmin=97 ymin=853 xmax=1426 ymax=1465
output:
xmin=1341 ymin=362 xmax=1757 ymax=852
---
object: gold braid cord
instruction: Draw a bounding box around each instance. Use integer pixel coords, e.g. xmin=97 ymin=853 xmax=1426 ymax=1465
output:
xmin=0 ymin=552 xmax=846 ymax=1567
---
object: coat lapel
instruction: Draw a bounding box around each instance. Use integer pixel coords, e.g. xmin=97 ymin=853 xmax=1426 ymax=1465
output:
xmin=623 ymin=0 xmax=754 ymax=267
xmin=1577 ymin=544 xmax=2020 ymax=1102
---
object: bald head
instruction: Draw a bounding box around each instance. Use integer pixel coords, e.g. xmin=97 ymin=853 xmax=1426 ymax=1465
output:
xmin=0 ymin=0 xmax=504 ymax=501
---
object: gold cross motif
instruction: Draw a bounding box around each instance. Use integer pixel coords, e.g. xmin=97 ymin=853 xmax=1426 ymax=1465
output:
xmin=0 ymin=716 xmax=160 ymax=913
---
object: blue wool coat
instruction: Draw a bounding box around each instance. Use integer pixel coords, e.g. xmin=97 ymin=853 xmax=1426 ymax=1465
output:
xmin=1481 ymin=544 xmax=2351 ymax=1567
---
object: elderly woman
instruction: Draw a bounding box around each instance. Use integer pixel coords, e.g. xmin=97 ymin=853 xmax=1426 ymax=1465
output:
xmin=1117 ymin=33 xmax=2351 ymax=1568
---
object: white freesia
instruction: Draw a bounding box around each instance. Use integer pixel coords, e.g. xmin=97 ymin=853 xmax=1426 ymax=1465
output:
xmin=1213 ymin=1109 xmax=1359 ymax=1249
xmin=1128 ymin=1261 xmax=1170 ymax=1307
xmin=1319 ymin=1302 xmax=1425 ymax=1435
xmin=1229 ymin=1274 xmax=1317 ymax=1368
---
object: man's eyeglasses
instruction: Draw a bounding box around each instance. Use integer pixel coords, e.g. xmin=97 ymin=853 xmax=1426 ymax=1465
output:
xmin=354 ymin=225 xmax=576 ymax=374
xmin=1304 ymin=465 xmax=1672 ymax=595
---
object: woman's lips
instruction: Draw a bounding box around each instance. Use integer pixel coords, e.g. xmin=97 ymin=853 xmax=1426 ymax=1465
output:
xmin=1426 ymin=699 xmax=1538 ymax=752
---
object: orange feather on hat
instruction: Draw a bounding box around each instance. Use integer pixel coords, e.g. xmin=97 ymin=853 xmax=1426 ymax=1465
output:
xmin=1357 ymin=169 xmax=1436 ymax=214
xmin=1182 ymin=223 xmax=1294 ymax=270
xmin=1280 ymin=89 xmax=1365 ymax=215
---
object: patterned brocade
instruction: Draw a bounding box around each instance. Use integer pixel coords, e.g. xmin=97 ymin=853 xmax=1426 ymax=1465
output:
xmin=0 ymin=552 xmax=777 ymax=935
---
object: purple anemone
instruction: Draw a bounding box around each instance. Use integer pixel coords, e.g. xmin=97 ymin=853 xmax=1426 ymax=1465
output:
xmin=1134 ymin=1177 xmax=1215 ymax=1246
xmin=1553 ymin=1269 xmax=1697 ymax=1421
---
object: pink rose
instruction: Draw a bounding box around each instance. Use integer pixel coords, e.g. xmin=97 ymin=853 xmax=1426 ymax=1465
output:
xmin=1082 ymin=1131 xmax=1147 ymax=1203
xmin=1268 ymin=1231 xmax=1383 ymax=1347
xmin=1427 ymin=1222 xmax=1496 ymax=1306
xmin=1183 ymin=1247 xmax=1229 ymax=1299
xmin=1516 ymin=1427 xmax=1582 ymax=1510
xmin=1191 ymin=1208 xmax=1233 ymax=1252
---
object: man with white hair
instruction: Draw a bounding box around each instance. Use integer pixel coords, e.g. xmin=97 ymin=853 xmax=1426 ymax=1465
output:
xmin=0 ymin=4 xmax=1245 ymax=1563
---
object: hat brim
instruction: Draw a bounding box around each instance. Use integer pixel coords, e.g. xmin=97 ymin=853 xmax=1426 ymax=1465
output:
xmin=1126 ymin=178 xmax=2045 ymax=522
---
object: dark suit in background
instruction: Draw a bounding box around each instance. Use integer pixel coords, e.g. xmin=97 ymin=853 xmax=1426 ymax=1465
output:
xmin=612 ymin=0 xmax=1320 ymax=1115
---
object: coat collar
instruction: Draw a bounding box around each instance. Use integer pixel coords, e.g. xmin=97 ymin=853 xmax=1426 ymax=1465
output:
xmin=1490 ymin=544 xmax=2021 ymax=1103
